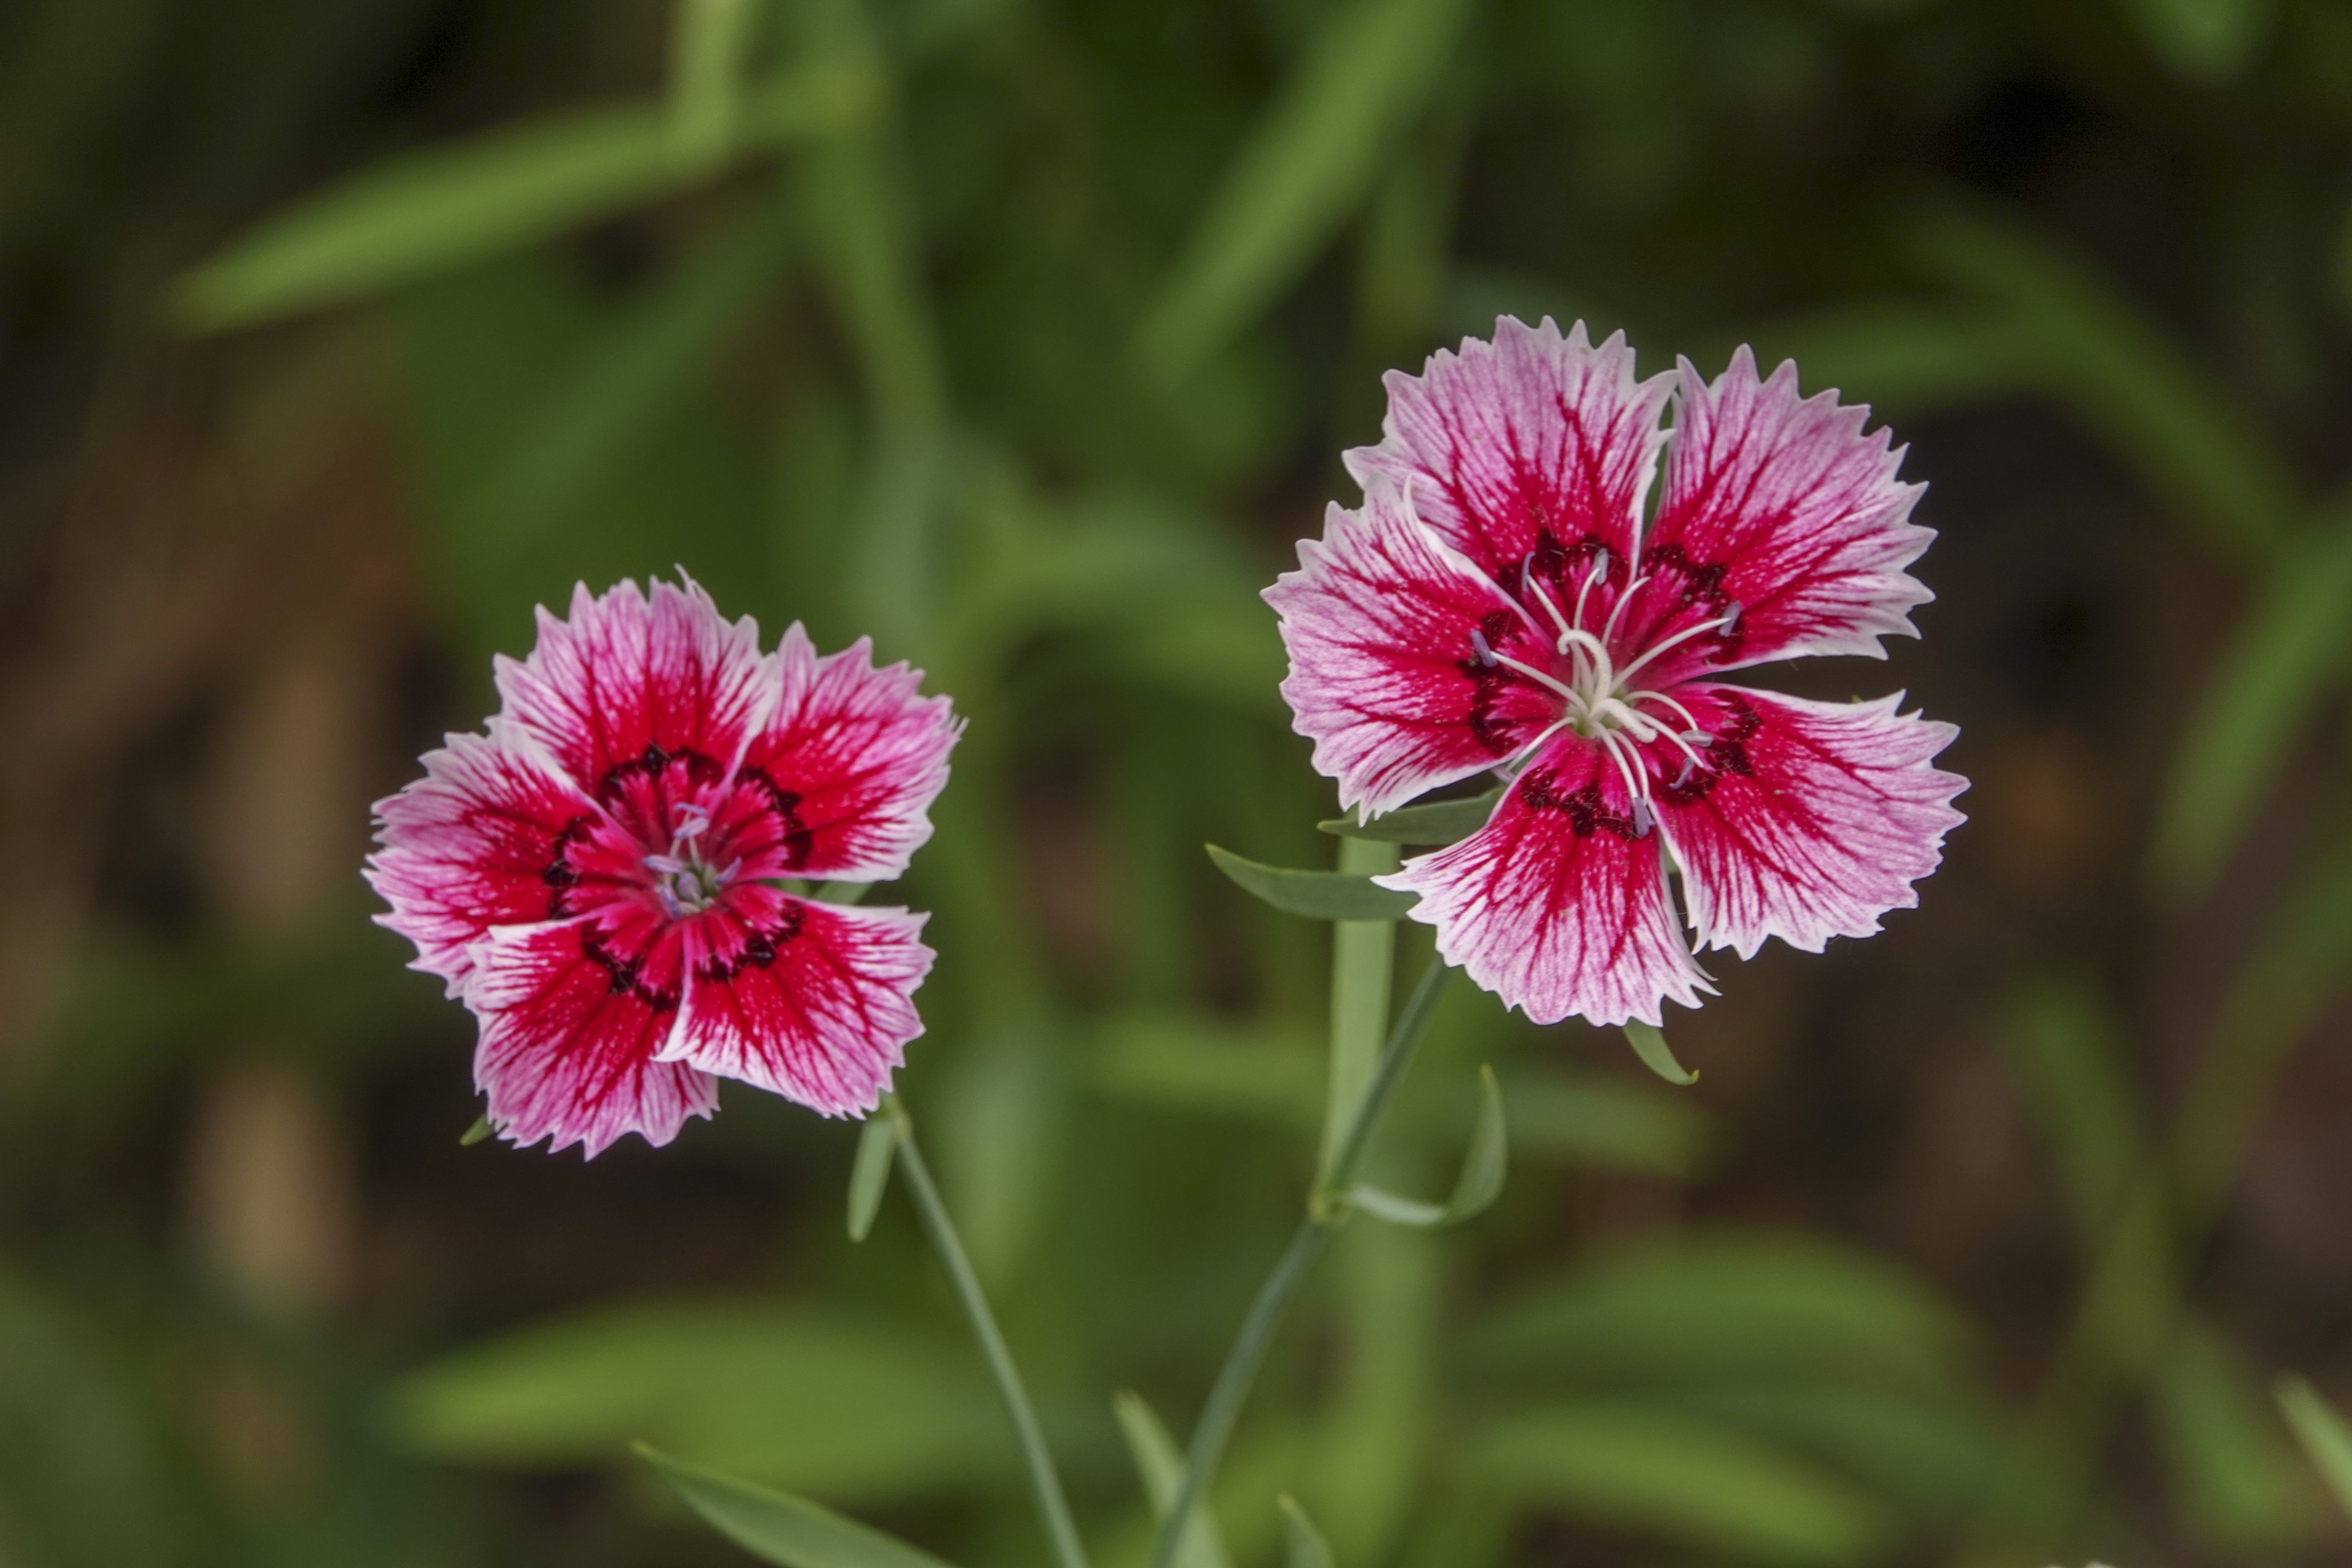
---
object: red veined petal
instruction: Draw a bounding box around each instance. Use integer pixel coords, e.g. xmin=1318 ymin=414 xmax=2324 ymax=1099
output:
xmin=1651 ymin=685 xmax=1965 ymax=959
xmin=663 ymin=887 xmax=931 ymax=1118
xmin=1267 ymin=481 xmax=1565 ymax=818
xmin=1618 ymin=350 xmax=1932 ymax=687
xmin=1380 ymin=732 xmax=1710 ymax=1026
xmin=494 ymin=575 xmax=770 ymax=800
xmin=731 ymin=627 xmax=960 ymax=883
xmin=365 ymin=721 xmax=599 ymax=994
xmin=463 ymin=916 xmax=714 ymax=1156
xmin=1344 ymin=316 xmax=1673 ymax=587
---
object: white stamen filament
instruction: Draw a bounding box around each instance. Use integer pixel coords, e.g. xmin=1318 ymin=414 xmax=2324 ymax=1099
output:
xmin=1613 ymin=607 xmax=1741 ymax=689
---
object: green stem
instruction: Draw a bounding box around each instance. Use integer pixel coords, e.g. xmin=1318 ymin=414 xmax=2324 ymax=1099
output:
xmin=1148 ymin=958 xmax=1453 ymax=1568
xmin=886 ymin=1097 xmax=1088 ymax=1568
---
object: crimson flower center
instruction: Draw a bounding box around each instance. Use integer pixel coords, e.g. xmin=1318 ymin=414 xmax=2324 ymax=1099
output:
xmin=1470 ymin=548 xmax=1743 ymax=833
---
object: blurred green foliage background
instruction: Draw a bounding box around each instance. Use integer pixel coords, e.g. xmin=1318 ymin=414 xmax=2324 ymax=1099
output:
xmin=7 ymin=0 xmax=2352 ymax=1563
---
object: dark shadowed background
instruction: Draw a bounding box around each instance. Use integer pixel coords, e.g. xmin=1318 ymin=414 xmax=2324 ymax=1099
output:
xmin=3 ymin=0 xmax=2351 ymax=1565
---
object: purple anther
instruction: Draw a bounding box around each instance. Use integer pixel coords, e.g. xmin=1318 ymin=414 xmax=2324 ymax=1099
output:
xmin=653 ymin=882 xmax=684 ymax=919
xmin=1470 ymin=628 xmax=1498 ymax=668
xmin=674 ymin=803 xmax=713 ymax=839
xmin=1672 ymin=758 xmax=1696 ymax=789
xmin=643 ymin=853 xmax=686 ymax=876
xmin=1631 ymin=798 xmax=1654 ymax=838
xmin=715 ymin=858 xmax=742 ymax=887
xmin=1519 ymin=555 xmax=1536 ymax=597
xmin=1590 ymin=547 xmax=1610 ymax=582
xmin=1720 ymin=600 xmax=1743 ymax=634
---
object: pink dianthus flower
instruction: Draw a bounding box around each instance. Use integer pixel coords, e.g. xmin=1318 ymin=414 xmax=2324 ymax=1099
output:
xmin=367 ymin=576 xmax=960 ymax=1155
xmin=1266 ymin=318 xmax=1967 ymax=1026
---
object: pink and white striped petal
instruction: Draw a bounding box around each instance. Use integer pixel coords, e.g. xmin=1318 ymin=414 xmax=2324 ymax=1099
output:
xmin=464 ymin=916 xmax=714 ymax=1156
xmin=1344 ymin=317 xmax=1674 ymax=585
xmin=365 ymin=722 xmax=597 ymax=995
xmin=734 ymin=628 xmax=960 ymax=883
xmin=1380 ymin=733 xmax=1711 ymax=1026
xmin=663 ymin=888 xmax=932 ymax=1117
xmin=1268 ymin=482 xmax=1561 ymax=819
xmin=1654 ymin=686 xmax=1965 ymax=959
xmin=494 ymin=576 xmax=771 ymax=800
xmin=1623 ymin=350 xmax=1932 ymax=686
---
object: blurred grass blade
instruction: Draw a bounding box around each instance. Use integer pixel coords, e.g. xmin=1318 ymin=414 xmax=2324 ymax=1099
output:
xmin=2000 ymin=975 xmax=2141 ymax=1240
xmin=1207 ymin=845 xmax=1416 ymax=921
xmin=172 ymin=65 xmax=867 ymax=334
xmin=1277 ymin=1496 xmax=1333 ymax=1568
xmin=459 ymin=184 xmax=798 ymax=556
xmin=1471 ymin=1404 xmax=1894 ymax=1564
xmin=1113 ymin=1392 xmax=1234 ymax=1568
xmin=637 ymin=1444 xmax=958 ymax=1568
xmin=848 ymin=1116 xmax=896 ymax=1241
xmin=2122 ymin=0 xmax=2275 ymax=82
xmin=1622 ymin=1021 xmax=1697 ymax=1086
xmin=2275 ymin=1376 xmax=2352 ymax=1521
xmin=1323 ymin=836 xmax=1400 ymax=1179
xmin=1898 ymin=197 xmax=2299 ymax=566
xmin=1505 ymin=1073 xmax=1710 ymax=1178
xmin=1733 ymin=300 xmax=2036 ymax=417
xmin=2152 ymin=505 xmax=2352 ymax=894
xmin=175 ymin=104 xmax=683 ymax=332
xmin=1347 ymin=1064 xmax=1506 ymax=1228
xmin=2148 ymin=1323 xmax=2319 ymax=1550
xmin=460 ymin=1113 xmax=493 ymax=1147
xmin=1131 ymin=0 xmax=1474 ymax=379
xmin=1318 ymin=791 xmax=1498 ymax=844
xmin=671 ymin=0 xmax=761 ymax=168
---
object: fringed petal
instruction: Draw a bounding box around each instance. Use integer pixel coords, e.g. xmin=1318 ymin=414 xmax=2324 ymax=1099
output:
xmin=663 ymin=887 xmax=931 ymax=1118
xmin=365 ymin=721 xmax=598 ymax=994
xmin=1381 ymin=733 xmax=1710 ymax=1026
xmin=1344 ymin=316 xmax=1673 ymax=585
xmin=1267 ymin=481 xmax=1560 ymax=818
xmin=1654 ymin=686 xmax=1966 ymax=959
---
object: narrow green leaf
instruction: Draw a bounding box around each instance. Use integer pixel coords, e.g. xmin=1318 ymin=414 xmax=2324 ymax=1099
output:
xmin=2276 ymin=1376 xmax=2352 ymax=1522
xmin=1347 ymin=1064 xmax=1506 ymax=1228
xmin=1132 ymin=0 xmax=1474 ymax=378
xmin=456 ymin=185 xmax=798 ymax=558
xmin=1112 ymin=1392 xmax=1234 ymax=1568
xmin=1898 ymin=199 xmax=2299 ymax=567
xmin=2149 ymin=1323 xmax=2320 ymax=1549
xmin=2153 ymin=504 xmax=2352 ymax=895
xmin=1205 ymin=844 xmax=1414 ymax=922
xmin=1622 ymin=1021 xmax=1697 ymax=1086
xmin=847 ymin=1117 xmax=896 ymax=1241
xmin=670 ymin=0 xmax=762 ymax=168
xmin=171 ymin=65 xmax=870 ymax=334
xmin=460 ymin=1113 xmax=493 ymax=1146
xmin=1207 ymin=845 xmax=1415 ymax=922
xmin=1322 ymin=836 xmax=1400 ymax=1179
xmin=1471 ymin=1404 xmax=1894 ymax=1564
xmin=1317 ymin=791 xmax=1498 ymax=844
xmin=2000 ymin=975 xmax=2142 ymax=1240
xmin=1277 ymin=1495 xmax=1334 ymax=1568
xmin=2122 ymin=0 xmax=2275 ymax=82
xmin=816 ymin=881 xmax=874 ymax=905
xmin=637 ymin=1444 xmax=957 ymax=1568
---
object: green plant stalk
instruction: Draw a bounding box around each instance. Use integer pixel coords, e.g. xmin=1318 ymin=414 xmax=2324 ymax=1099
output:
xmin=1148 ymin=957 xmax=1454 ymax=1568
xmin=885 ymin=1096 xmax=1089 ymax=1568
xmin=1320 ymin=837 xmax=1400 ymax=1179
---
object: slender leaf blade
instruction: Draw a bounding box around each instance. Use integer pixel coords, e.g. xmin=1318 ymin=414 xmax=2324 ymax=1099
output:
xmin=637 ymin=1444 xmax=957 ymax=1568
xmin=460 ymin=1113 xmax=493 ymax=1147
xmin=1112 ymin=1391 xmax=1234 ymax=1568
xmin=847 ymin=1117 xmax=896 ymax=1241
xmin=1623 ymin=1021 xmax=1698 ymax=1086
xmin=1351 ymin=1064 xmax=1507 ymax=1228
xmin=1278 ymin=1495 xmax=1334 ymax=1568
xmin=2276 ymin=1376 xmax=2352 ymax=1522
xmin=1206 ymin=845 xmax=1416 ymax=922
xmin=1317 ymin=791 xmax=1498 ymax=844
